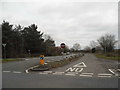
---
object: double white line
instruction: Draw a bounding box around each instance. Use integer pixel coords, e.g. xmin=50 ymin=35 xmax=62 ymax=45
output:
xmin=98 ymin=74 xmax=112 ymax=77
xmin=80 ymin=73 xmax=93 ymax=77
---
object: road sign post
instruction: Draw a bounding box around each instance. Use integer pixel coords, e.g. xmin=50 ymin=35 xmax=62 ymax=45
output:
xmin=40 ymin=55 xmax=44 ymax=65
xmin=2 ymin=44 xmax=6 ymax=59
xmin=60 ymin=43 xmax=66 ymax=54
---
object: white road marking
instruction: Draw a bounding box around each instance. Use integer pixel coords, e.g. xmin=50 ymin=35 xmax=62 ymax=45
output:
xmin=98 ymin=73 xmax=112 ymax=77
xmin=66 ymin=67 xmax=76 ymax=72
xmin=98 ymin=74 xmax=112 ymax=76
xmin=81 ymin=73 xmax=94 ymax=75
xmin=25 ymin=65 xmax=39 ymax=73
xmin=43 ymin=71 xmax=53 ymax=73
xmin=25 ymin=59 xmax=29 ymax=61
xmin=39 ymin=72 xmax=49 ymax=74
xmin=25 ymin=70 xmax=29 ymax=73
xmin=3 ymin=71 xmax=11 ymax=73
xmin=52 ymin=72 xmax=65 ymax=75
xmin=108 ymin=69 xmax=115 ymax=74
xmin=117 ymin=69 xmax=120 ymax=72
xmin=13 ymin=71 xmax=22 ymax=73
xmin=98 ymin=76 xmax=111 ymax=78
xmin=66 ymin=67 xmax=83 ymax=72
xmin=73 ymin=62 xmax=87 ymax=68
xmin=80 ymin=74 xmax=92 ymax=77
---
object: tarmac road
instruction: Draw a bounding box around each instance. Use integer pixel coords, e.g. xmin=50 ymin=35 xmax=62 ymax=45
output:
xmin=2 ymin=53 xmax=119 ymax=88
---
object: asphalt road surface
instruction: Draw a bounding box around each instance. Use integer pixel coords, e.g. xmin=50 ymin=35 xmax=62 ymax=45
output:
xmin=2 ymin=53 xmax=119 ymax=88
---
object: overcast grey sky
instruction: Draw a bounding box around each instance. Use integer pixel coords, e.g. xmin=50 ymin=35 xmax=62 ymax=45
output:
xmin=0 ymin=0 xmax=118 ymax=49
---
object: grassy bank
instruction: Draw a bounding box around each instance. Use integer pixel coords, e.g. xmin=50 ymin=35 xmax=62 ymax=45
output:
xmin=1 ymin=58 xmax=23 ymax=63
xmin=95 ymin=54 xmax=120 ymax=60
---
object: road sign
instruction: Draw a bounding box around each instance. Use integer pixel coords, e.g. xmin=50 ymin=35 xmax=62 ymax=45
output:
xmin=2 ymin=44 xmax=6 ymax=47
xmin=60 ymin=43 xmax=65 ymax=48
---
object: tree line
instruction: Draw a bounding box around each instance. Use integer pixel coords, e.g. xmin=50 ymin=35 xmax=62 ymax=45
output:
xmin=84 ymin=34 xmax=117 ymax=54
xmin=2 ymin=21 xmax=62 ymax=58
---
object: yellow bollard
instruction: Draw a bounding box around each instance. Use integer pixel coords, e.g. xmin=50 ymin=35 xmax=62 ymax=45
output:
xmin=40 ymin=59 xmax=44 ymax=65
xmin=40 ymin=55 xmax=44 ymax=65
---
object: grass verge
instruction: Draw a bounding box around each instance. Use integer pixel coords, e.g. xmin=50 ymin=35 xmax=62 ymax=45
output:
xmin=95 ymin=54 xmax=120 ymax=60
xmin=1 ymin=58 xmax=23 ymax=63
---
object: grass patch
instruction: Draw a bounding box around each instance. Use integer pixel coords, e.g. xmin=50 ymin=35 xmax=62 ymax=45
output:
xmin=95 ymin=54 xmax=120 ymax=60
xmin=2 ymin=58 xmax=23 ymax=63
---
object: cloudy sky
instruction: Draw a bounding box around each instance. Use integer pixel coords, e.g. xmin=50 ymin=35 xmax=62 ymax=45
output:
xmin=0 ymin=0 xmax=118 ymax=49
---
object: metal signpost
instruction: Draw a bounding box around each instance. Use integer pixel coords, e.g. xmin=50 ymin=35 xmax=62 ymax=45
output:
xmin=60 ymin=43 xmax=65 ymax=54
xmin=60 ymin=43 xmax=66 ymax=60
xmin=2 ymin=44 xmax=6 ymax=59
xmin=60 ymin=43 xmax=65 ymax=49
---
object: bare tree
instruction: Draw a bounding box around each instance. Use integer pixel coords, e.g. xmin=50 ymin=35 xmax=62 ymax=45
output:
xmin=97 ymin=34 xmax=117 ymax=53
xmin=72 ymin=43 xmax=81 ymax=51
xmin=84 ymin=46 xmax=91 ymax=52
xmin=90 ymin=41 xmax=98 ymax=49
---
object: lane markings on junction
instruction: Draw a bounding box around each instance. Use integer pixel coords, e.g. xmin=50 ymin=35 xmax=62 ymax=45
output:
xmin=13 ymin=71 xmax=22 ymax=73
xmin=66 ymin=67 xmax=83 ymax=72
xmin=98 ymin=73 xmax=112 ymax=77
xmin=79 ymin=73 xmax=93 ymax=77
xmin=73 ymin=62 xmax=87 ymax=68
xmin=108 ymin=69 xmax=115 ymax=74
xmin=79 ymin=74 xmax=93 ymax=77
xmin=43 ymin=71 xmax=53 ymax=74
xmin=39 ymin=72 xmax=49 ymax=74
xmin=3 ymin=71 xmax=11 ymax=73
xmin=53 ymin=72 xmax=65 ymax=75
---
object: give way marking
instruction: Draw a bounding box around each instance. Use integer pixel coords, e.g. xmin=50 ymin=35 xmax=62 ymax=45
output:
xmin=66 ymin=67 xmax=83 ymax=72
xmin=65 ymin=62 xmax=86 ymax=73
xmin=73 ymin=62 xmax=87 ymax=68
